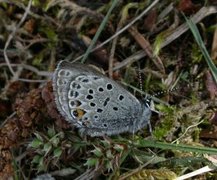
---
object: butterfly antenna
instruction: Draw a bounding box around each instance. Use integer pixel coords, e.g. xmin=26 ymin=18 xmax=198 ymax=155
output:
xmin=151 ymin=86 xmax=180 ymax=98
xmin=138 ymin=64 xmax=143 ymax=92
xmin=137 ymin=65 xmax=154 ymax=135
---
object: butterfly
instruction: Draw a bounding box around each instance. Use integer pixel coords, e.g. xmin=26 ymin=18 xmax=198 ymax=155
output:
xmin=52 ymin=61 xmax=152 ymax=136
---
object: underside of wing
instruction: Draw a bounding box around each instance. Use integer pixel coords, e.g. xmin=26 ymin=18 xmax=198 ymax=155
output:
xmin=53 ymin=61 xmax=145 ymax=136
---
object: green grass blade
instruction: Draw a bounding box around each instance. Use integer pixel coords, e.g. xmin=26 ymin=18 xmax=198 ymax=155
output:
xmin=81 ymin=0 xmax=119 ymax=63
xmin=135 ymin=140 xmax=217 ymax=155
xmin=184 ymin=15 xmax=217 ymax=83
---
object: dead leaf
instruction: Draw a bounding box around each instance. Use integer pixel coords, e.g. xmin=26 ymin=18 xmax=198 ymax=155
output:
xmin=205 ymin=70 xmax=217 ymax=99
xmin=177 ymin=0 xmax=201 ymax=14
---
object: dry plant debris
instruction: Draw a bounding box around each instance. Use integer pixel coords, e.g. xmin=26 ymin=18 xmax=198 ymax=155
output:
xmin=0 ymin=0 xmax=217 ymax=179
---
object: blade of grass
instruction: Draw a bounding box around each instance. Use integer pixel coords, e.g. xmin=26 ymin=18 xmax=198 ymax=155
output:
xmin=81 ymin=0 xmax=119 ymax=63
xmin=134 ymin=139 xmax=217 ymax=155
xmin=184 ymin=14 xmax=217 ymax=83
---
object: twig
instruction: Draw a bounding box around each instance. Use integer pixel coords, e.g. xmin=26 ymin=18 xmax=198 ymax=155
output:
xmin=108 ymin=30 xmax=119 ymax=78
xmin=0 ymin=112 xmax=16 ymax=128
xmin=0 ymin=63 xmax=50 ymax=83
xmin=3 ymin=0 xmax=33 ymax=76
xmin=0 ymin=63 xmax=52 ymax=77
xmin=176 ymin=166 xmax=214 ymax=180
xmin=128 ymin=26 xmax=165 ymax=73
xmin=171 ymin=119 xmax=204 ymax=144
xmin=17 ymin=78 xmax=48 ymax=83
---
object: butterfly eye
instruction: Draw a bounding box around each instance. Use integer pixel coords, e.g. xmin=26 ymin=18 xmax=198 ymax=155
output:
xmin=143 ymin=98 xmax=151 ymax=108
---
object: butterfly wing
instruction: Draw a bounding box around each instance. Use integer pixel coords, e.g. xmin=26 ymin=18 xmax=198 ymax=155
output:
xmin=53 ymin=61 xmax=151 ymax=136
xmin=53 ymin=61 xmax=102 ymax=123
